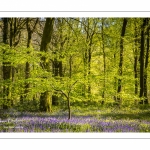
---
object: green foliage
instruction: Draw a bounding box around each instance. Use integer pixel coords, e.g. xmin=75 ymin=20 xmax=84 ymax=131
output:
xmin=0 ymin=18 xmax=150 ymax=111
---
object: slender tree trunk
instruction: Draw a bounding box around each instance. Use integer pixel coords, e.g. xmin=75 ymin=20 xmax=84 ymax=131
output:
xmin=83 ymin=45 xmax=92 ymax=100
xmin=39 ymin=18 xmax=54 ymax=112
xmin=117 ymin=18 xmax=128 ymax=106
xmin=10 ymin=18 xmax=21 ymax=84
xmin=24 ymin=27 xmax=32 ymax=101
xmin=68 ymin=56 xmax=72 ymax=119
xmin=139 ymin=18 xmax=147 ymax=104
xmin=113 ymin=53 xmax=117 ymax=101
xmin=9 ymin=18 xmax=14 ymax=106
xmin=87 ymin=46 xmax=91 ymax=98
xmin=101 ymin=18 xmax=106 ymax=105
xmin=2 ymin=18 xmax=11 ymax=109
xmin=25 ymin=19 xmax=32 ymax=101
xmin=52 ymin=58 xmax=59 ymax=105
xmin=83 ymin=48 xmax=88 ymax=98
xmin=67 ymin=96 xmax=71 ymax=119
xmin=87 ymin=21 xmax=93 ymax=99
xmin=134 ymin=19 xmax=139 ymax=104
xmin=83 ymin=18 xmax=93 ymax=100
xmin=69 ymin=56 xmax=72 ymax=78
xmin=144 ymin=18 xmax=149 ymax=104
xmin=9 ymin=18 xmax=23 ymax=105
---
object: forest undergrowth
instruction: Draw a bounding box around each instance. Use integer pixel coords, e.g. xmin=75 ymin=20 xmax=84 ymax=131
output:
xmin=0 ymin=105 xmax=150 ymax=132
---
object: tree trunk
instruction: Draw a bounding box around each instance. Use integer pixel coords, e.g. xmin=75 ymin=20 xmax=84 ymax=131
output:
xmin=9 ymin=18 xmax=23 ymax=105
xmin=24 ymin=18 xmax=38 ymax=103
xmin=117 ymin=18 xmax=128 ymax=106
xmin=39 ymin=18 xmax=54 ymax=112
xmin=2 ymin=18 xmax=11 ymax=109
xmin=52 ymin=58 xmax=63 ymax=105
xmin=114 ymin=53 xmax=117 ymax=102
xmin=83 ymin=18 xmax=93 ymax=100
xmin=101 ymin=18 xmax=106 ymax=105
xmin=134 ymin=19 xmax=139 ymax=104
xmin=52 ymin=19 xmax=65 ymax=106
xmin=40 ymin=91 xmax=51 ymax=112
xmin=83 ymin=48 xmax=88 ymax=98
xmin=24 ymin=28 xmax=32 ymax=101
xmin=24 ymin=19 xmax=32 ymax=101
xmin=10 ymin=18 xmax=21 ymax=83
xmin=87 ymin=46 xmax=91 ymax=98
xmin=67 ymin=96 xmax=71 ymax=120
xmin=139 ymin=18 xmax=147 ymax=104
xmin=144 ymin=18 xmax=149 ymax=104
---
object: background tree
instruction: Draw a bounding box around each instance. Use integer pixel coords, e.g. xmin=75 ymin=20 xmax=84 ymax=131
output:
xmin=2 ymin=18 xmax=10 ymax=109
xmin=117 ymin=18 xmax=128 ymax=106
xmin=133 ymin=18 xmax=140 ymax=104
xmin=143 ymin=18 xmax=149 ymax=104
xmin=23 ymin=18 xmax=39 ymax=103
xmin=139 ymin=18 xmax=147 ymax=104
xmin=39 ymin=18 xmax=54 ymax=112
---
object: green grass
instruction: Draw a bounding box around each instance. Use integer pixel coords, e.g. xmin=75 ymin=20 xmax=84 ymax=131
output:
xmin=50 ymin=105 xmax=150 ymax=122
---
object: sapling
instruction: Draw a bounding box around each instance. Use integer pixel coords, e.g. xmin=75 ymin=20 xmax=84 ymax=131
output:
xmin=52 ymin=80 xmax=78 ymax=119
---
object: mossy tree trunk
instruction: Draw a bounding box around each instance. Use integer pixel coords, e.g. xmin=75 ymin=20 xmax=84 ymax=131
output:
xmin=2 ymin=18 xmax=11 ymax=109
xmin=24 ymin=18 xmax=38 ymax=103
xmin=39 ymin=18 xmax=54 ymax=112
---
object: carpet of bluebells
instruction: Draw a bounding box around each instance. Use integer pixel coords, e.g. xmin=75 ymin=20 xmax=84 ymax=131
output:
xmin=0 ymin=108 xmax=150 ymax=132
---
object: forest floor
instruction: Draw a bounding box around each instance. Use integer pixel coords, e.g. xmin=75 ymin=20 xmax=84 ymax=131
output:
xmin=0 ymin=106 xmax=150 ymax=132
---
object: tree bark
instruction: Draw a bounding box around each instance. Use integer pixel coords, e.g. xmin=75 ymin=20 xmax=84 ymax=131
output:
xmin=133 ymin=19 xmax=139 ymax=104
xmin=117 ymin=18 xmax=128 ymax=106
xmin=139 ymin=18 xmax=147 ymax=104
xmin=52 ymin=59 xmax=63 ymax=105
xmin=101 ymin=18 xmax=106 ymax=105
xmin=9 ymin=18 xmax=24 ymax=105
xmin=82 ymin=18 xmax=94 ymax=100
xmin=52 ymin=19 xmax=65 ymax=106
xmin=24 ymin=18 xmax=38 ymax=102
xmin=39 ymin=18 xmax=54 ymax=112
xmin=143 ymin=18 xmax=149 ymax=104
xmin=67 ymin=96 xmax=71 ymax=119
xmin=2 ymin=18 xmax=11 ymax=109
